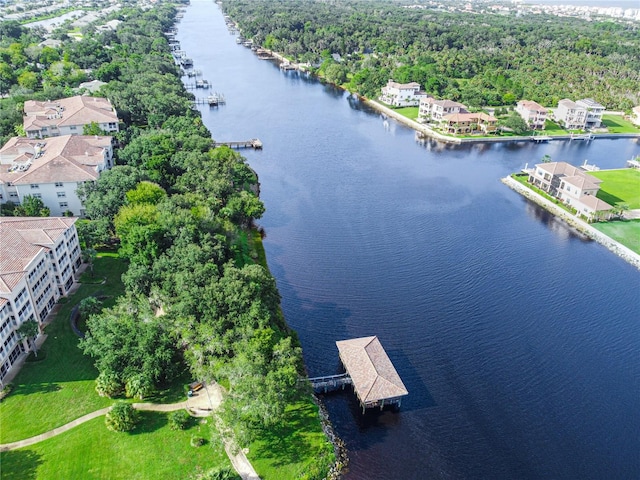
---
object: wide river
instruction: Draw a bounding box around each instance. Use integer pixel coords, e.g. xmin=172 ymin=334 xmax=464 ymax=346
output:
xmin=177 ymin=2 xmax=640 ymax=478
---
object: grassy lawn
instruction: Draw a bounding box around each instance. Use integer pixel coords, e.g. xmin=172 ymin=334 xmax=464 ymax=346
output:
xmin=247 ymin=395 xmax=335 ymax=480
xmin=588 ymin=169 xmax=640 ymax=209
xmin=0 ymin=412 xmax=233 ymax=480
xmin=602 ymin=114 xmax=640 ymax=134
xmin=543 ymin=119 xmax=569 ymax=135
xmin=0 ymin=252 xmax=127 ymax=443
xmin=393 ymin=106 xmax=420 ymax=121
xmin=592 ymin=220 xmax=640 ymax=254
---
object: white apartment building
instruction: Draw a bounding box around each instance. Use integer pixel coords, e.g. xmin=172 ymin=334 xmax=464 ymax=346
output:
xmin=0 ymin=135 xmax=113 ymax=217
xmin=516 ymin=100 xmax=548 ymax=130
xmin=419 ymin=97 xmax=468 ymax=122
xmin=0 ymin=217 xmax=82 ymax=384
xmin=380 ymin=80 xmax=429 ymax=107
xmin=23 ymin=95 xmax=119 ymax=139
xmin=632 ymin=106 xmax=640 ymax=127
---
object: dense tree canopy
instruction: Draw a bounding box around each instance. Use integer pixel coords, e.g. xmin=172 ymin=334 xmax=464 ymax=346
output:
xmin=222 ymin=0 xmax=640 ymax=109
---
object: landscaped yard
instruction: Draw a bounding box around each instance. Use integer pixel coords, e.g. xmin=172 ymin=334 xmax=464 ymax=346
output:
xmin=0 ymin=252 xmax=127 ymax=443
xmin=392 ymin=106 xmax=420 ymax=121
xmin=588 ymin=168 xmax=640 ymax=209
xmin=592 ymin=220 xmax=640 ymax=254
xmin=247 ymin=395 xmax=335 ymax=480
xmin=0 ymin=412 xmax=234 ymax=480
xmin=601 ymin=114 xmax=640 ymax=134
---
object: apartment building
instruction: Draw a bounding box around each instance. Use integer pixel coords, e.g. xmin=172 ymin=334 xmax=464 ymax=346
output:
xmin=0 ymin=217 xmax=82 ymax=384
xmin=23 ymin=95 xmax=119 ymax=139
xmin=0 ymin=135 xmax=114 ymax=216
xmin=516 ymin=100 xmax=548 ymax=130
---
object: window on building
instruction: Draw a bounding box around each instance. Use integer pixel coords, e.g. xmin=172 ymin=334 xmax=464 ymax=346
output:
xmin=55 ymin=182 xmax=63 ymax=187
xmin=32 ymin=193 xmax=42 ymax=199
xmin=59 ymin=202 xmax=68 ymax=208
xmin=9 ymin=192 xmax=18 ymax=198
xmin=56 ymin=191 xmax=66 ymax=198
xmin=69 ymin=126 xmax=77 ymax=131
xmin=30 ymin=184 xmax=39 ymax=189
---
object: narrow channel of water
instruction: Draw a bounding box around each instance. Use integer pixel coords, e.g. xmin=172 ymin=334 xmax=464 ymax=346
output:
xmin=178 ymin=2 xmax=640 ymax=478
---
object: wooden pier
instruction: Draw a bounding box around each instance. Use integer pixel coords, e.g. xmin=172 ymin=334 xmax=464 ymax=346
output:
xmin=213 ymin=139 xmax=262 ymax=149
xmin=530 ymin=134 xmax=551 ymax=143
xmin=307 ymin=373 xmax=352 ymax=393
xmin=194 ymin=94 xmax=226 ymax=107
xmin=570 ymin=132 xmax=594 ymax=141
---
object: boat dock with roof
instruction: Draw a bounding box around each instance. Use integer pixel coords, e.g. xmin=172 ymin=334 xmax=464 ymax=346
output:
xmin=307 ymin=336 xmax=408 ymax=413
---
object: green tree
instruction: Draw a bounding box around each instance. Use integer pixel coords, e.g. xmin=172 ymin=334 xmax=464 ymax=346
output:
xmin=79 ymin=296 xmax=102 ymax=318
xmin=81 ymin=247 xmax=98 ymax=276
xmin=95 ymin=371 xmax=123 ymax=398
xmin=125 ymin=181 xmax=167 ymax=206
xmin=17 ymin=71 xmax=38 ymax=91
xmin=17 ymin=319 xmax=40 ymax=358
xmin=499 ymin=112 xmax=529 ymax=135
xmin=105 ymin=401 xmax=139 ymax=432
xmin=83 ymin=121 xmax=107 ymax=136
xmin=14 ymin=195 xmax=50 ymax=217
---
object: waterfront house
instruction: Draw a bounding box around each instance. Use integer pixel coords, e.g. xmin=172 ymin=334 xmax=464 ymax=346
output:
xmin=0 ymin=135 xmax=113 ymax=217
xmin=516 ymin=100 xmax=548 ymax=130
xmin=441 ymin=112 xmax=498 ymax=134
xmin=554 ymin=98 xmax=605 ymax=130
xmin=576 ymin=98 xmax=605 ymax=129
xmin=23 ymin=96 xmax=119 ymax=139
xmin=527 ymin=161 xmax=613 ymax=220
xmin=631 ymin=106 xmax=640 ymax=126
xmin=554 ymin=99 xmax=587 ymax=130
xmin=0 ymin=216 xmax=82 ymax=385
xmin=380 ymin=80 xmax=429 ymax=107
xmin=418 ymin=97 xmax=468 ymax=122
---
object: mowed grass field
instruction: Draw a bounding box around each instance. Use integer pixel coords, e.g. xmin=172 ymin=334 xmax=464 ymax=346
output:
xmin=601 ymin=114 xmax=640 ymax=134
xmin=0 ymin=412 xmax=233 ymax=480
xmin=589 ymin=168 xmax=640 ymax=208
xmin=0 ymin=253 xmax=127 ymax=443
xmin=592 ymin=220 xmax=640 ymax=254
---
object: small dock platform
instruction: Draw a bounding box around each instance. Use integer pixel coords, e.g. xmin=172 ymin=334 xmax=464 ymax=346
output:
xmin=194 ymin=94 xmax=226 ymax=107
xmin=570 ymin=133 xmax=594 ymax=141
xmin=214 ymin=138 xmax=262 ymax=149
xmin=530 ymin=134 xmax=551 ymax=143
xmin=280 ymin=62 xmax=297 ymax=71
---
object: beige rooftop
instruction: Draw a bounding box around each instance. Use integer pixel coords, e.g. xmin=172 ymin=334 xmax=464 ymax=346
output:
xmin=0 ymin=217 xmax=76 ymax=294
xmin=336 ymin=336 xmax=408 ymax=405
xmin=23 ymin=95 xmax=118 ymax=132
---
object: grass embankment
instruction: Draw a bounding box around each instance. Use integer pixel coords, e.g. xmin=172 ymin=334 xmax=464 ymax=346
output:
xmin=0 ymin=412 xmax=233 ymax=480
xmin=0 ymin=253 xmax=127 ymax=443
xmin=601 ymin=114 xmax=640 ymax=134
xmin=248 ymin=396 xmax=335 ymax=480
xmin=591 ymin=220 xmax=640 ymax=254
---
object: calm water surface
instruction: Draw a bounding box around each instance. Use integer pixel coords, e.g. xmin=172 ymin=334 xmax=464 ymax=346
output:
xmin=178 ymin=2 xmax=640 ymax=479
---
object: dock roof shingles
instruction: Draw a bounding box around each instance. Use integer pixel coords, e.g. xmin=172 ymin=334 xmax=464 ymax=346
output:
xmin=336 ymin=336 xmax=408 ymax=404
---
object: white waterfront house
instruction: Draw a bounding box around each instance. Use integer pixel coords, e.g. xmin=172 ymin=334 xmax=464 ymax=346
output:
xmin=418 ymin=97 xmax=468 ymax=122
xmin=0 ymin=217 xmax=82 ymax=384
xmin=631 ymin=106 xmax=640 ymax=126
xmin=23 ymin=95 xmax=119 ymax=139
xmin=516 ymin=100 xmax=548 ymax=130
xmin=379 ymin=80 xmax=429 ymax=107
xmin=0 ymin=135 xmax=114 ymax=216
xmin=554 ymin=98 xmax=605 ymax=130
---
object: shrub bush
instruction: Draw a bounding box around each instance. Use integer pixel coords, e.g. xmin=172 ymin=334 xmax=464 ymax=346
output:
xmin=95 ymin=372 xmax=123 ymax=398
xmin=190 ymin=435 xmax=206 ymax=447
xmin=168 ymin=409 xmax=191 ymax=430
xmin=105 ymin=401 xmax=139 ymax=432
xmin=125 ymin=373 xmax=154 ymax=400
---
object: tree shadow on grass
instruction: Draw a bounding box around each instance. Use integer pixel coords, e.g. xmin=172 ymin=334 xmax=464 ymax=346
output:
xmin=0 ymin=449 xmax=43 ymax=480
xmin=12 ymin=382 xmax=62 ymax=396
xmin=129 ymin=411 xmax=168 ymax=436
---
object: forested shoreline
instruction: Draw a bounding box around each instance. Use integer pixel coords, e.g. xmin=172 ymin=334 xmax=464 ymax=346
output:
xmin=221 ymin=0 xmax=640 ymax=111
xmin=1 ymin=2 xmax=334 ymax=477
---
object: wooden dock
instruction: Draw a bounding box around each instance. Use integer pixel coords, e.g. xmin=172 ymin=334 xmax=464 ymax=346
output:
xmin=307 ymin=373 xmax=352 ymax=393
xmin=530 ymin=134 xmax=551 ymax=143
xmin=213 ymin=138 xmax=262 ymax=149
xmin=194 ymin=94 xmax=226 ymax=107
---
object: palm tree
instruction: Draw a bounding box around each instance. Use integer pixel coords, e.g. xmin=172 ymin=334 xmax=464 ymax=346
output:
xmin=17 ymin=319 xmax=40 ymax=358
